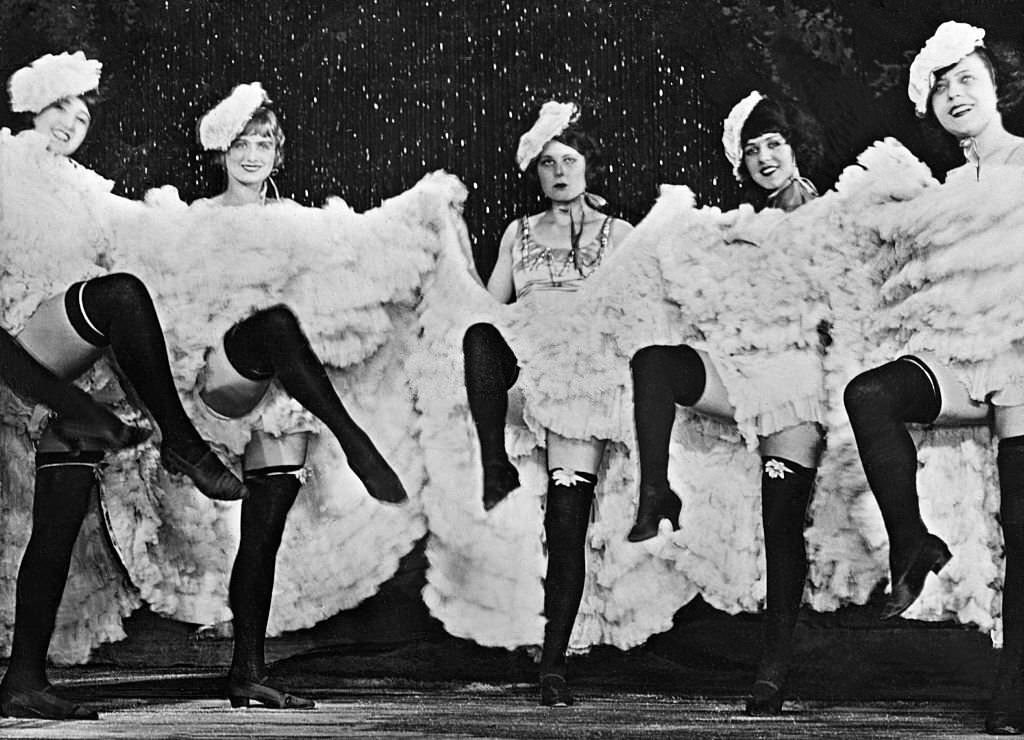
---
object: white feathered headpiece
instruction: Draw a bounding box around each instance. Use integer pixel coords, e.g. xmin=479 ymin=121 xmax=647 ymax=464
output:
xmin=908 ymin=21 xmax=986 ymax=117
xmin=8 ymin=51 xmax=102 ymax=114
xmin=721 ymin=90 xmax=764 ymax=181
xmin=198 ymin=82 xmax=271 ymax=151
xmin=516 ymin=100 xmax=579 ymax=171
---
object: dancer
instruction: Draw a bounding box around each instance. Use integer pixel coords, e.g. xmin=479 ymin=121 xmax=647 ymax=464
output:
xmin=842 ymin=22 xmax=1024 ymax=735
xmin=462 ymin=101 xmax=632 ymax=705
xmin=193 ymin=83 xmax=407 ymax=710
xmin=0 ymin=52 xmax=247 ymax=721
xmin=629 ymin=92 xmax=825 ymax=715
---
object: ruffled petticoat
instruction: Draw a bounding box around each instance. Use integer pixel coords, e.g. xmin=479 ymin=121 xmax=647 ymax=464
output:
xmin=415 ymin=138 xmax=1013 ymax=654
xmin=0 ymin=172 xmax=466 ymax=662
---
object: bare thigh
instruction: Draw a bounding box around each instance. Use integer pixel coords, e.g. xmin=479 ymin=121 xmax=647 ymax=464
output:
xmin=16 ymin=293 xmax=102 ymax=379
xmin=758 ymin=422 xmax=823 ymax=469
xmin=546 ymin=432 xmax=605 ymax=475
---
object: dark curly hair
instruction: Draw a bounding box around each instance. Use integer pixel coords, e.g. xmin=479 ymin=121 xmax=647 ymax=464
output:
xmin=736 ymin=96 xmax=823 ymax=205
xmin=522 ymin=124 xmax=606 ymax=192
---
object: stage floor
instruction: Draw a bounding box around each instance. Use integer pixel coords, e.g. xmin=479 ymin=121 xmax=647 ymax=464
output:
xmin=0 ymin=591 xmax=1007 ymax=738
xmin=0 ymin=668 xmax=999 ymax=739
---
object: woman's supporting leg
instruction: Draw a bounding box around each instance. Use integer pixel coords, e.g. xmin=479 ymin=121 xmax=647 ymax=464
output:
xmin=76 ymin=275 xmax=246 ymax=500
xmin=226 ymin=470 xmax=314 ymax=709
xmin=989 ymin=431 xmax=1024 ymax=734
xmin=844 ymin=359 xmax=950 ymax=619
xmin=628 ymin=344 xmax=707 ymax=541
xmin=463 ymin=322 xmax=521 ymax=510
xmin=746 ymin=445 xmax=817 ymax=715
xmin=0 ymin=326 xmax=149 ymax=450
xmin=0 ymin=453 xmax=102 ymax=720
xmin=224 ymin=305 xmax=405 ymax=503
xmin=538 ymin=468 xmax=597 ymax=707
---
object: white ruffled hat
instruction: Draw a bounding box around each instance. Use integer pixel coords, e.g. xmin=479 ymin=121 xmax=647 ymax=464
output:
xmin=516 ymin=100 xmax=579 ymax=171
xmin=908 ymin=21 xmax=986 ymax=116
xmin=8 ymin=51 xmax=102 ymax=114
xmin=721 ymin=90 xmax=764 ymax=180
xmin=198 ymin=82 xmax=271 ymax=151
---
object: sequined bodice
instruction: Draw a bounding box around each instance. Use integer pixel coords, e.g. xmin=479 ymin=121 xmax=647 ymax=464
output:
xmin=511 ymin=214 xmax=613 ymax=299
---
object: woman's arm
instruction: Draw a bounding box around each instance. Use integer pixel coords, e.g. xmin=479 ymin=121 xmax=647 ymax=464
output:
xmin=485 ymin=221 xmax=518 ymax=303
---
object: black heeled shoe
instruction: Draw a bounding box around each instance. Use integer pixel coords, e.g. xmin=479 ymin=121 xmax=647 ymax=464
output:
xmin=881 ymin=533 xmax=952 ymax=620
xmin=51 ymin=414 xmax=152 ymax=452
xmin=0 ymin=685 xmax=98 ymax=720
xmin=539 ymin=673 xmax=573 ymax=707
xmin=226 ymin=677 xmax=315 ymax=709
xmin=627 ymin=483 xmax=682 ymax=542
xmin=986 ymin=711 xmax=1024 ymax=735
xmin=482 ymin=459 xmax=521 ymax=511
xmin=745 ymin=679 xmax=784 ymax=715
xmin=161 ymin=442 xmax=249 ymax=501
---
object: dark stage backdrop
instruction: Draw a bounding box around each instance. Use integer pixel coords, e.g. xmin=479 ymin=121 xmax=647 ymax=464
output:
xmin=0 ymin=0 xmax=733 ymax=278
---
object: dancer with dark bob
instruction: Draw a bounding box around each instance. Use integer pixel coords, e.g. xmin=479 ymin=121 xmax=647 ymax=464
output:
xmin=462 ymin=101 xmax=632 ymax=706
xmin=629 ymin=91 xmax=825 ymax=715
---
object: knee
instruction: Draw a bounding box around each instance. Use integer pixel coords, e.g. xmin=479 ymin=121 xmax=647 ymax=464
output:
xmin=463 ymin=322 xmax=500 ymax=353
xmin=843 ymin=368 xmax=885 ymax=419
xmin=255 ymin=304 xmax=301 ymax=338
xmin=102 ymin=272 xmax=152 ymax=305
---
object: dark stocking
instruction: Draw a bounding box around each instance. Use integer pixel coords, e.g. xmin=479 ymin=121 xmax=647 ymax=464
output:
xmin=228 ymin=473 xmax=300 ymax=684
xmin=224 ymin=306 xmax=405 ymax=503
xmin=630 ymin=344 xmax=706 ymax=490
xmin=990 ymin=437 xmax=1024 ymax=729
xmin=463 ymin=322 xmax=521 ymax=509
xmin=843 ymin=360 xmax=940 ymax=570
xmin=747 ymin=457 xmax=815 ymax=714
xmin=80 ymin=274 xmax=203 ymax=449
xmin=539 ymin=470 xmax=596 ymax=678
xmin=1 ymin=457 xmax=97 ymax=693
xmin=0 ymin=327 xmax=148 ymax=450
xmin=627 ymin=344 xmax=704 ymax=540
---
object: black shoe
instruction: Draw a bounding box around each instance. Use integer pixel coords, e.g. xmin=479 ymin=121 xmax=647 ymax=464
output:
xmin=482 ymin=459 xmax=520 ymax=511
xmin=226 ymin=676 xmax=315 ymax=709
xmin=162 ymin=442 xmax=249 ymax=501
xmin=50 ymin=413 xmax=152 ymax=452
xmin=0 ymin=685 xmax=98 ymax=720
xmin=627 ymin=483 xmax=681 ymax=542
xmin=881 ymin=533 xmax=952 ymax=620
xmin=986 ymin=712 xmax=1024 ymax=735
xmin=539 ymin=674 xmax=573 ymax=707
xmin=745 ymin=679 xmax=784 ymax=716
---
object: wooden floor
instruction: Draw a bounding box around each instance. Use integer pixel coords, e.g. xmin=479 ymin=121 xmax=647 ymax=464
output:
xmin=0 ymin=669 xmax=1001 ymax=739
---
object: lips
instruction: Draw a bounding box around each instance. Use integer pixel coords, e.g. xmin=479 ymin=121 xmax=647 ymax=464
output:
xmin=949 ymin=104 xmax=972 ymax=118
xmin=51 ymin=128 xmax=70 ymax=143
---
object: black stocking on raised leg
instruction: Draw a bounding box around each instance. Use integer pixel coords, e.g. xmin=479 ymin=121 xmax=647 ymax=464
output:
xmin=988 ymin=437 xmax=1024 ymax=734
xmin=224 ymin=305 xmax=405 ymax=503
xmin=463 ymin=322 xmax=521 ymax=510
xmin=0 ymin=455 xmax=100 ymax=720
xmin=844 ymin=360 xmax=951 ymax=619
xmin=539 ymin=469 xmax=596 ymax=706
xmin=628 ymin=344 xmax=705 ymax=541
xmin=226 ymin=472 xmax=314 ymax=709
xmin=746 ymin=456 xmax=815 ymax=716
xmin=77 ymin=275 xmax=246 ymax=500
xmin=0 ymin=327 xmax=149 ymax=450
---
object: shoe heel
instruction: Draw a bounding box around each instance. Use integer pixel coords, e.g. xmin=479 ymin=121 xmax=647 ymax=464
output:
xmin=930 ymin=544 xmax=953 ymax=574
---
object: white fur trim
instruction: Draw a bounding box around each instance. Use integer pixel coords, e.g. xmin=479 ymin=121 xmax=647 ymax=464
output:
xmin=8 ymin=52 xmax=102 ymax=113
xmin=721 ymin=91 xmax=764 ymax=180
xmin=198 ymin=82 xmax=270 ymax=151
